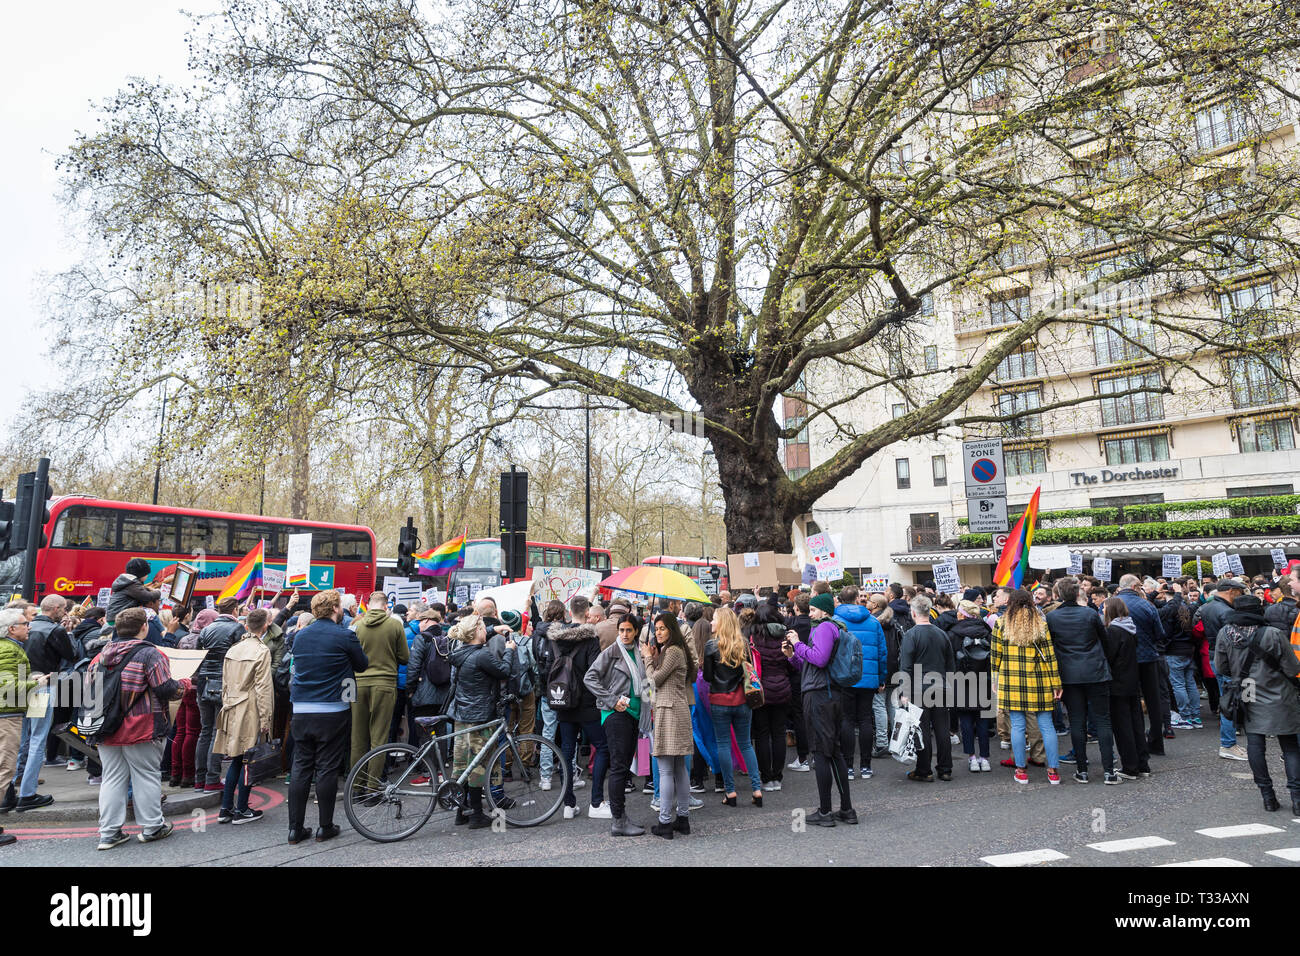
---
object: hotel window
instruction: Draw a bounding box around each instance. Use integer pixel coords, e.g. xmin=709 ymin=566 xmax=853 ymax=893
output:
xmin=994 ymin=348 xmax=1038 ymax=382
xmin=1102 ymin=430 xmax=1170 ymax=465
xmin=924 ymin=345 xmax=939 ymax=371
xmin=1005 ymin=445 xmax=1047 ymax=476
xmin=918 ymin=293 xmax=934 ymax=316
xmin=1226 ymin=484 xmax=1294 ymax=497
xmin=1097 ymin=369 xmax=1164 ymax=427
xmin=891 ymin=403 xmax=906 ymax=420
xmin=997 ymin=386 xmax=1042 ymax=438
xmin=1219 ymin=282 xmax=1273 ymax=327
xmin=932 ymin=455 xmax=948 ymax=486
xmin=896 ymin=458 xmax=911 ymax=489
xmin=993 ymin=241 xmax=1028 ymax=271
xmin=972 ymin=68 xmax=1008 ymax=103
xmin=883 ymin=143 xmax=913 ymax=174
xmin=1237 ymin=417 xmax=1296 ymax=453
xmin=1226 ymin=353 xmax=1289 ymax=409
xmin=1092 ymin=315 xmax=1154 ymax=365
xmin=1195 ymin=100 xmax=1248 ymax=151
xmin=988 ymin=293 xmax=1029 ymax=327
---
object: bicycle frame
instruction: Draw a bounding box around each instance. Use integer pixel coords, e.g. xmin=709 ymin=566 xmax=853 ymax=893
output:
xmin=409 ymin=714 xmax=510 ymax=792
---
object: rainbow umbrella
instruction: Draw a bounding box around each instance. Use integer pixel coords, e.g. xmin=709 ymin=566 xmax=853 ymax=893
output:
xmin=599 ymin=565 xmax=710 ymax=603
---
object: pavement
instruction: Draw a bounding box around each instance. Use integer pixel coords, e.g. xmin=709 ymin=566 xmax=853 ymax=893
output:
xmin=5 ymin=760 xmax=223 ymax=823
xmin=4 ymin=719 xmax=1300 ymax=866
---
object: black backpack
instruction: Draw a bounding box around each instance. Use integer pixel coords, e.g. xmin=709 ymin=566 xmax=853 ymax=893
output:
xmin=546 ymin=647 xmax=583 ymax=710
xmin=423 ymin=632 xmax=453 ymax=687
xmin=956 ymin=631 xmax=992 ymax=672
xmin=80 ymin=643 xmax=154 ymax=744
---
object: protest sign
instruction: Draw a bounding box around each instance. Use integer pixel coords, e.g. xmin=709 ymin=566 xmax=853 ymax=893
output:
xmin=805 ymin=532 xmax=844 ymax=582
xmin=1211 ymin=552 xmax=1230 ymax=577
xmin=1271 ymin=548 xmax=1287 ymax=569
xmin=96 ymin=587 xmax=111 ymax=608
xmin=1028 ymin=545 xmax=1071 ymax=570
xmin=262 ymin=568 xmax=285 ymax=592
xmin=1092 ymin=558 xmax=1112 ymax=582
xmin=535 ymin=568 xmax=603 ymax=604
xmin=861 ymin=575 xmax=891 ymax=593
xmin=1161 ymin=554 xmax=1182 ymax=579
xmin=286 ymin=533 xmax=312 ymax=587
xmin=453 ymin=585 xmax=469 ymax=605
xmin=932 ymin=560 xmax=961 ymax=594
xmin=1227 ymin=553 xmax=1245 ymax=576
xmin=1068 ymin=553 xmax=1083 ymax=576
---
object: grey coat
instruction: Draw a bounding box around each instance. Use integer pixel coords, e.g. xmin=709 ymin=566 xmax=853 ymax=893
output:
xmin=1214 ymin=623 xmax=1300 ymax=736
xmin=584 ymin=639 xmax=653 ymax=735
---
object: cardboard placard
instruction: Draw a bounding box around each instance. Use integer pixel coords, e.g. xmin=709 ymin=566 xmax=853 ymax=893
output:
xmin=1068 ymin=553 xmax=1083 ymax=576
xmin=1161 ymin=554 xmax=1182 ymax=578
xmin=726 ymin=552 xmax=801 ymax=590
xmin=1092 ymin=557 xmax=1112 ymax=583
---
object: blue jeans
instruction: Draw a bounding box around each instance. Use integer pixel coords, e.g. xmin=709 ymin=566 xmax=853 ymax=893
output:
xmin=1166 ymin=655 xmax=1200 ymax=723
xmin=222 ymin=754 xmax=253 ymax=813
xmin=538 ymin=699 xmax=558 ymax=778
xmin=1210 ymin=656 xmax=1237 ymax=747
xmin=710 ymin=704 xmax=762 ymax=795
xmin=17 ymin=692 xmax=57 ymax=797
xmin=1009 ymin=711 xmax=1059 ymax=768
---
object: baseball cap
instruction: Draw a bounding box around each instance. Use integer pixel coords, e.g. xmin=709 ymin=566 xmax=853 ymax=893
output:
xmin=1214 ymin=578 xmax=1247 ymax=592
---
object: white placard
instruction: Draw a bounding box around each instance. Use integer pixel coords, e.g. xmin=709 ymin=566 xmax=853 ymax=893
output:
xmin=1028 ymin=545 xmax=1071 ymax=570
xmin=967 ymin=495 xmax=1010 ymax=534
xmin=1271 ymin=548 xmax=1287 ymax=569
xmin=96 ymin=587 xmax=112 ymax=608
xmin=468 ymin=583 xmax=483 ymax=601
xmin=743 ymin=552 xmax=760 ymax=568
xmin=1227 ymin=553 xmax=1245 ymax=576
xmin=262 ymin=568 xmax=285 ymax=592
xmin=453 ymin=585 xmax=469 ymax=605
xmin=805 ymin=532 xmax=844 ymax=582
xmin=1092 ymin=558 xmax=1112 ymax=583
xmin=932 ymin=560 xmax=961 ymax=594
xmin=286 ymin=533 xmax=313 ymax=585
xmin=1069 ymin=553 xmax=1083 ymax=576
xmin=963 ymin=438 xmax=1007 ymax=499
xmin=423 ymin=588 xmax=443 ymax=606
xmin=392 ymin=581 xmax=423 ymax=605
xmin=1211 ymin=552 xmax=1230 ymax=577
xmin=205 ymin=595 xmax=216 ymax=610
xmin=1161 ymin=554 xmax=1182 ymax=579
xmin=862 ymin=575 xmax=891 ymax=592
xmin=535 ymin=568 xmax=602 ymax=604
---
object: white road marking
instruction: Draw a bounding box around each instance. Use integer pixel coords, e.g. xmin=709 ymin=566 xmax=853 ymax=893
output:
xmin=979 ymin=848 xmax=1068 ymax=866
xmin=1160 ymin=858 xmax=1251 ymax=867
xmin=1087 ymin=836 xmax=1175 ymax=853
xmin=1265 ymin=847 xmax=1300 ymax=861
xmin=1196 ymin=824 xmax=1286 ymax=839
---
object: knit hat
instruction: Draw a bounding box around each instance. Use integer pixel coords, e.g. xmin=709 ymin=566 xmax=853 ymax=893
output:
xmin=500 ymin=609 xmax=522 ymax=632
xmin=962 ymin=588 xmax=984 ymax=603
xmin=810 ymin=593 xmax=835 ymax=616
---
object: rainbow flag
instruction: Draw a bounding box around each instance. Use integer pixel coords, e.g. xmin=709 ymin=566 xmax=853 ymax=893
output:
xmin=416 ymin=534 xmax=465 ymax=576
xmin=993 ymin=486 xmax=1041 ymax=589
xmin=287 ymin=569 xmax=310 ymax=588
xmin=217 ymin=540 xmax=265 ymax=602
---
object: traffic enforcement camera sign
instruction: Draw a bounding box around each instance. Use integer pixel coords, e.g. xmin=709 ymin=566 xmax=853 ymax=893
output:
xmin=967 ymin=495 xmax=1009 ymax=534
xmin=962 ymin=439 xmax=1006 ymax=499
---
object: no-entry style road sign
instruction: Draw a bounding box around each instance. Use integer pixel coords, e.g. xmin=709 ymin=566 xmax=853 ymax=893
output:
xmin=963 ymin=438 xmax=1006 ymax=499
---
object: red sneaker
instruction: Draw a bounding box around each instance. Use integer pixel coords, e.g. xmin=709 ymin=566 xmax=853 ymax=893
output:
xmin=411 ymin=776 xmax=431 ymax=786
xmin=1046 ymin=768 xmax=1061 ymax=785
xmin=1014 ymin=768 xmax=1029 ymax=784
xmin=1000 ymin=757 xmax=1016 ymax=768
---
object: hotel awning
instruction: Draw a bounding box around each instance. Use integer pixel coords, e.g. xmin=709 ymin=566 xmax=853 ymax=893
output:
xmin=891 ymin=534 xmax=1300 ymax=566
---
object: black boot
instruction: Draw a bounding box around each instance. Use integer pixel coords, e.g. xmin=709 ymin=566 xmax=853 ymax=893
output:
xmin=650 ymin=821 xmax=674 ymax=839
xmin=0 ymin=785 xmax=15 ymax=813
xmin=467 ymin=787 xmax=491 ymax=829
xmin=1262 ymin=789 xmax=1280 ymax=812
xmin=672 ymin=816 xmax=691 ymax=835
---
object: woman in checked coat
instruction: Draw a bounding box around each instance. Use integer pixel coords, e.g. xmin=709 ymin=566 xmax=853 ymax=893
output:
xmin=991 ymin=589 xmax=1063 ymax=786
xmin=644 ymin=612 xmax=695 ymax=838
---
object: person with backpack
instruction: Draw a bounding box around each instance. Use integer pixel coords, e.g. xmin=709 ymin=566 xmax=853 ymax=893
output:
xmin=0 ymin=608 xmax=50 ymax=842
xmin=782 ymin=593 xmax=856 ymax=826
xmin=532 ymin=600 xmax=567 ymax=791
xmin=406 ymin=611 xmax=452 ymax=777
xmin=546 ymin=607 xmax=610 ymax=820
xmin=494 ymin=609 xmax=538 ymax=768
xmin=833 ymin=585 xmax=887 ymax=781
xmin=749 ymin=603 xmax=797 ymax=790
xmin=950 ymin=600 xmax=994 ymax=773
xmin=899 ymin=594 xmax=956 ymax=782
xmin=213 ymin=607 xmax=274 ymax=825
xmin=447 ymin=613 xmax=518 ymax=829
xmin=1214 ymin=593 xmax=1300 ymax=813
xmin=194 ymin=597 xmax=246 ymax=793
xmin=1046 ymin=578 xmax=1116 ymax=784
xmin=702 ymin=606 xmax=764 ymax=808
xmin=992 ymin=589 xmax=1063 ymax=785
xmin=84 ymin=607 xmax=191 ymax=850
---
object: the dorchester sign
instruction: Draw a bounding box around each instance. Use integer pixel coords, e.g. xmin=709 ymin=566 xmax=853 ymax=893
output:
xmin=1069 ymin=466 xmax=1179 ymax=486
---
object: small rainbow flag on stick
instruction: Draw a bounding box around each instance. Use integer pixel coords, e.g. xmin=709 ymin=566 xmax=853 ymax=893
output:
xmin=993 ymin=486 xmax=1041 ymax=589
xmin=416 ymin=533 xmax=466 ymax=576
xmin=218 ymin=540 xmax=266 ymax=602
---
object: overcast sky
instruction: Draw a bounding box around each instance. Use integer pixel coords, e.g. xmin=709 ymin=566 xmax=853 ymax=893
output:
xmin=0 ymin=1 xmax=208 ymax=435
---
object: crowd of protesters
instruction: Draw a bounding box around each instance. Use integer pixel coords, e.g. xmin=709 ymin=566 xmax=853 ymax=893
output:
xmin=3 ymin=555 xmax=1300 ymax=850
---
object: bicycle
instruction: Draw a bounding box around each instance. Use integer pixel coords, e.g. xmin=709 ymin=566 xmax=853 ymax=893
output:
xmin=343 ymin=693 xmax=569 ymax=842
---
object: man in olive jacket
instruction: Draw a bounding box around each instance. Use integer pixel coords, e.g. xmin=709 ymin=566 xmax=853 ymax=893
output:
xmin=350 ymin=594 xmax=409 ymax=767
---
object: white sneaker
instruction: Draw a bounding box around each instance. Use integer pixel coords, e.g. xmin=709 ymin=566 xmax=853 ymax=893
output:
xmin=1219 ymin=745 xmax=1249 ymax=761
xmin=563 ymin=805 xmax=578 ymax=819
xmin=650 ymin=799 xmax=660 ymax=812
xmin=66 ymin=759 xmax=85 ymax=772
xmin=689 ymin=796 xmax=704 ymax=808
xmin=770 ymin=780 xmax=782 ymax=791
xmin=978 ymin=757 xmax=991 ymax=772
xmin=572 ymin=777 xmax=586 ymax=789
xmin=999 ymin=740 xmax=1010 ymax=750
xmin=762 ymin=781 xmax=778 ymax=791
xmin=969 ymin=755 xmax=981 ymax=773
xmin=587 ymin=802 xmax=612 ymax=819
xmin=787 ymin=759 xmax=810 ymax=772
xmin=539 ymin=776 xmax=552 ymax=791
xmin=950 ymin=734 xmax=961 ymax=746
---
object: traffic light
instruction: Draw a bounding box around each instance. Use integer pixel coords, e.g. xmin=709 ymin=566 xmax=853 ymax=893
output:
xmin=396 ymin=518 xmax=418 ymax=577
xmin=0 ymin=499 xmax=14 ymax=561
xmin=11 ymin=471 xmax=34 ymax=562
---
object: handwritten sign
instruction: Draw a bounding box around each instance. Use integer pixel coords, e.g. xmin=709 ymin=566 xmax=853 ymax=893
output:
xmin=286 ymin=533 xmax=312 ymax=587
xmin=1271 ymin=548 xmax=1287 ymax=569
xmin=1028 ymin=545 xmax=1071 ymax=570
xmin=262 ymin=568 xmax=285 ymax=592
xmin=1211 ymin=552 xmax=1230 ymax=577
xmin=96 ymin=587 xmax=112 ymax=608
xmin=1092 ymin=558 xmax=1112 ymax=582
xmin=1227 ymin=553 xmax=1245 ymax=576
xmin=453 ymin=585 xmax=469 ymax=606
xmin=805 ymin=532 xmax=844 ymax=582
xmin=1161 ymin=554 xmax=1182 ymax=579
xmin=1068 ymin=553 xmax=1083 ymax=576
xmin=534 ymin=568 xmax=603 ymax=604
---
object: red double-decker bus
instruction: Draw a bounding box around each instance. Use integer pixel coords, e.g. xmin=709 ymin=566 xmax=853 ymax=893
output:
xmin=11 ymin=496 xmax=377 ymax=603
xmin=640 ymin=555 xmax=729 ymax=594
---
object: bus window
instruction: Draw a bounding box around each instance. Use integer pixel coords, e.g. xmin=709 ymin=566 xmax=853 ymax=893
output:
xmin=527 ymin=546 xmax=544 ymax=568
xmin=180 ymin=516 xmax=229 ymax=556
xmin=52 ymin=506 xmax=117 ymax=550
xmin=545 ymin=549 xmax=561 ymax=567
xmin=560 ymin=549 xmax=578 ymax=567
xmin=592 ymin=553 xmax=609 ymax=571
xmin=463 ymin=540 xmax=502 ymax=571
xmin=311 ymin=532 xmax=335 ymax=560
xmin=335 ymin=530 xmax=373 ymax=561
xmin=121 ymin=512 xmax=178 ymax=553
xmin=231 ymin=523 xmax=278 ymax=557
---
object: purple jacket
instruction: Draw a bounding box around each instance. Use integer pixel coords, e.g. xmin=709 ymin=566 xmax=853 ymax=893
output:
xmin=794 ymin=619 xmax=838 ymax=693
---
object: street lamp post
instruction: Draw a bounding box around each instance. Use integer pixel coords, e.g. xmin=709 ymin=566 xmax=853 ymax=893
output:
xmin=152 ymin=384 xmax=168 ymax=506
xmin=585 ymin=398 xmax=591 ymax=570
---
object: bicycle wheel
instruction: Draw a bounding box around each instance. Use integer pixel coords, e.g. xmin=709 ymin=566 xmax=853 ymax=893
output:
xmin=484 ymin=734 xmax=568 ymax=827
xmin=343 ymin=743 xmax=440 ymax=843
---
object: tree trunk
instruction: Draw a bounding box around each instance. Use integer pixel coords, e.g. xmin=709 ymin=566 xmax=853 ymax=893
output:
xmin=289 ymin=404 xmax=310 ymax=519
xmin=709 ymin=424 xmax=798 ymax=555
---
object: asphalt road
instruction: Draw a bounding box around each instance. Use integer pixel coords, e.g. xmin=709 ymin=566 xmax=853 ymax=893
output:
xmin=4 ymin=725 xmax=1300 ymax=867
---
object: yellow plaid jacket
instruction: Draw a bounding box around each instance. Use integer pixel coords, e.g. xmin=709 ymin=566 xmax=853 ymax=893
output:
xmin=991 ymin=617 xmax=1062 ymax=713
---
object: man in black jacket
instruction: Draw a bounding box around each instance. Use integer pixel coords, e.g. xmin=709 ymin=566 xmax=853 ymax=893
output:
xmin=1265 ymin=579 xmax=1299 ymax=631
xmin=899 ymin=595 xmax=956 ymax=782
xmin=193 ymin=598 xmax=245 ymax=792
xmin=1160 ymin=584 xmax=1201 ymax=730
xmin=1046 ymin=580 xmax=1116 ymax=783
xmin=1194 ymin=579 xmax=1247 ymax=759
